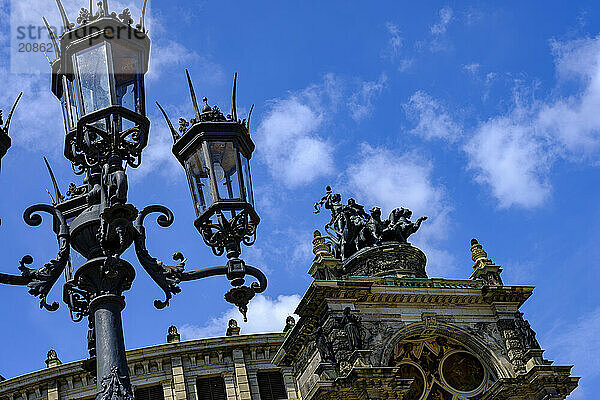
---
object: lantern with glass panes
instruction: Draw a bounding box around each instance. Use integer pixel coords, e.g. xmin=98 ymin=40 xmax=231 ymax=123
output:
xmin=158 ymin=70 xmax=260 ymax=266
xmin=49 ymin=10 xmax=150 ymax=172
xmin=165 ymin=71 xmax=259 ymax=262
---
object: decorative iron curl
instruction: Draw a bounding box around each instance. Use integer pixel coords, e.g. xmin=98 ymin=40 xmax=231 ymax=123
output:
xmin=133 ymin=205 xmax=185 ymax=309
xmin=245 ymin=265 xmax=267 ymax=294
xmin=135 ymin=204 xmax=174 ymax=229
xmin=18 ymin=204 xmax=70 ymax=311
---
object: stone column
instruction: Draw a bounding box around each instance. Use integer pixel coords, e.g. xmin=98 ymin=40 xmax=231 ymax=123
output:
xmin=232 ymin=349 xmax=252 ymax=400
xmin=171 ymin=356 xmax=188 ymax=400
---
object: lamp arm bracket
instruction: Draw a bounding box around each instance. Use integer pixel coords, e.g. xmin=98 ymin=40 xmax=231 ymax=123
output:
xmin=133 ymin=205 xmax=185 ymax=310
xmin=13 ymin=204 xmax=70 ymax=311
xmin=179 ymin=262 xmax=267 ymax=322
xmin=179 ymin=265 xmax=228 ymax=282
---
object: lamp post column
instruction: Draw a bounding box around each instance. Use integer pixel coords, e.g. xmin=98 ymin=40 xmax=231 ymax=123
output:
xmin=92 ymin=295 xmax=133 ymax=399
xmin=75 ymin=253 xmax=136 ymax=399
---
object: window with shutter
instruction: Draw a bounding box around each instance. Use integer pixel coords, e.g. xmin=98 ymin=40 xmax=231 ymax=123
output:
xmin=257 ymin=371 xmax=287 ymax=400
xmin=197 ymin=376 xmax=227 ymax=400
xmin=134 ymin=385 xmax=165 ymax=400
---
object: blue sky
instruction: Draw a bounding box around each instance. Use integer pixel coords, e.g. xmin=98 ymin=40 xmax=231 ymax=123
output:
xmin=0 ymin=0 xmax=599 ymax=397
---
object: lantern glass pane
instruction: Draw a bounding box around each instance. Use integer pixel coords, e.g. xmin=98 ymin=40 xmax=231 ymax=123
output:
xmin=184 ymin=146 xmax=213 ymax=217
xmin=240 ymin=154 xmax=254 ymax=206
xmin=73 ymin=43 xmax=112 ymax=116
xmin=61 ymin=77 xmax=78 ymax=132
xmin=111 ymin=42 xmax=143 ymax=114
xmin=207 ymin=141 xmax=242 ymax=201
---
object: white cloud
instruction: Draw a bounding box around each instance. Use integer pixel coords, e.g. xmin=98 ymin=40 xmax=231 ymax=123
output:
xmin=383 ymin=22 xmax=414 ymax=72
xmin=0 ymin=71 xmax=64 ymax=153
xmin=385 ymin=22 xmax=403 ymax=58
xmin=348 ymin=74 xmax=387 ymax=122
xmin=179 ymin=294 xmax=301 ymax=339
xmin=345 ymin=144 xmax=455 ymax=277
xmin=398 ymin=58 xmax=414 ymax=72
xmin=465 ymin=36 xmax=600 ymax=208
xmin=536 ymin=37 xmax=600 ymax=160
xmin=431 ymin=7 xmax=453 ymax=35
xmin=147 ymin=40 xmax=196 ymax=82
xmin=463 ymin=63 xmax=481 ymax=75
xmin=256 ymin=77 xmax=339 ymax=188
xmin=130 ymin=106 xmax=184 ymax=181
xmin=465 ymin=109 xmax=553 ymax=209
xmin=404 ymin=91 xmax=462 ymax=142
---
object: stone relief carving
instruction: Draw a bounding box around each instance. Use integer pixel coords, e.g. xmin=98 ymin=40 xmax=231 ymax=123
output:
xmin=497 ymin=319 xmax=526 ymax=374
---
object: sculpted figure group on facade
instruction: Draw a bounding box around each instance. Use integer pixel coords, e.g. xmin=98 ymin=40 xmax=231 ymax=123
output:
xmin=313 ymin=307 xmax=364 ymax=365
xmin=314 ymin=186 xmax=427 ymax=260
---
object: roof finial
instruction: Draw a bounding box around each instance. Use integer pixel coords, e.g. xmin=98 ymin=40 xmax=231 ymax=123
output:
xmin=54 ymin=0 xmax=72 ymax=31
xmin=202 ymin=97 xmax=211 ymax=113
xmin=45 ymin=349 xmax=62 ymax=368
xmin=102 ymin=0 xmax=109 ymax=16
xmin=167 ymin=325 xmax=180 ymax=343
xmin=156 ymin=102 xmax=180 ymax=142
xmin=231 ymin=72 xmax=238 ymax=122
xmin=226 ymin=319 xmax=240 ymax=336
xmin=185 ymin=69 xmax=201 ymax=121
xmin=313 ymin=230 xmax=334 ymax=259
xmin=470 ymin=238 xmax=493 ymax=268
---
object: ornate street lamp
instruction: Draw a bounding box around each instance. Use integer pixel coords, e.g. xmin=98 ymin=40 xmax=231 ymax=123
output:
xmin=157 ymin=70 xmax=263 ymax=319
xmin=0 ymin=2 xmax=266 ymax=399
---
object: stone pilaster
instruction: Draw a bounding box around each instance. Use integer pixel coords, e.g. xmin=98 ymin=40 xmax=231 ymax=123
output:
xmin=232 ymin=349 xmax=252 ymax=400
xmin=171 ymin=356 xmax=188 ymax=400
xmin=282 ymin=370 xmax=298 ymax=399
xmin=186 ymin=376 xmax=198 ymax=400
xmin=47 ymin=381 xmax=58 ymax=400
xmin=162 ymin=380 xmax=175 ymax=400
xmin=223 ymin=372 xmax=238 ymax=400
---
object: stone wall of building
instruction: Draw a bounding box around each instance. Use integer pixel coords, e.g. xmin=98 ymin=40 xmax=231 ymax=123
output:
xmin=0 ymin=333 xmax=298 ymax=400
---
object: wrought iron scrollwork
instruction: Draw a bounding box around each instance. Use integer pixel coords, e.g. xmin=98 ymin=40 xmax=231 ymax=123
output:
xmin=133 ymin=204 xmax=266 ymax=321
xmin=133 ymin=205 xmax=185 ymax=309
xmin=18 ymin=205 xmax=70 ymax=311
xmin=198 ymin=209 xmax=257 ymax=257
